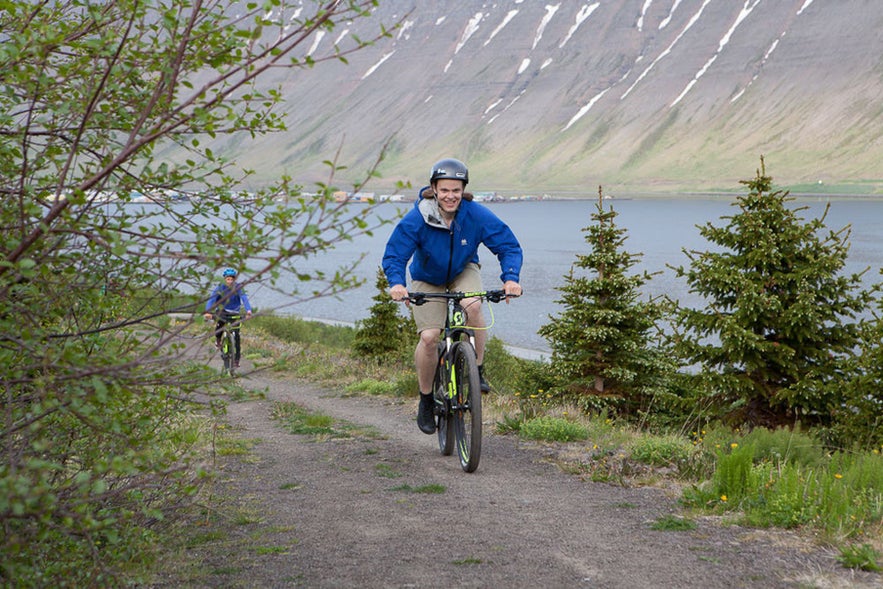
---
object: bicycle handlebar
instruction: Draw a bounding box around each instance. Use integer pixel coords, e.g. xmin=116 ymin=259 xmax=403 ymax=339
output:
xmin=404 ymin=289 xmax=520 ymax=306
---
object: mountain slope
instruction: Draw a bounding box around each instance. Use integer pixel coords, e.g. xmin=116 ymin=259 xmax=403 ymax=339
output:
xmin=209 ymin=0 xmax=883 ymax=194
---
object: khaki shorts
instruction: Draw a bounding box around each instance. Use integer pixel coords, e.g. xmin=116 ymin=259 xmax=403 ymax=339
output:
xmin=410 ymin=263 xmax=482 ymax=333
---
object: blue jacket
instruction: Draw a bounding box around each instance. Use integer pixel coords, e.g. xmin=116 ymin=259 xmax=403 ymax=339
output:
xmin=382 ymin=188 xmax=523 ymax=287
xmin=205 ymin=283 xmax=252 ymax=315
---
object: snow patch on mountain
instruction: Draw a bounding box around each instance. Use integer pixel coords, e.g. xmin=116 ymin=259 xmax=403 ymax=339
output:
xmin=485 ymin=10 xmax=519 ymax=46
xmin=532 ymin=4 xmax=561 ymax=50
xmin=672 ymin=0 xmax=762 ymax=106
xmin=560 ymin=3 xmax=599 ymax=48
xmin=621 ymin=0 xmax=713 ymax=100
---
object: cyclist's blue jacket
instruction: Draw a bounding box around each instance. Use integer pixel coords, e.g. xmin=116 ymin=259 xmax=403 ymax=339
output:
xmin=382 ymin=186 xmax=523 ymax=288
xmin=205 ymin=283 xmax=252 ymax=315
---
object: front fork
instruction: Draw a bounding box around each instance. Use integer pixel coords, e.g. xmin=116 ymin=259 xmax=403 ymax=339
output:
xmin=439 ymin=329 xmax=475 ymax=411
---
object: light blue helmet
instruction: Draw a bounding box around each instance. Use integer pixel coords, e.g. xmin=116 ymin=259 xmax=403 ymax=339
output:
xmin=222 ymin=268 xmax=237 ymax=277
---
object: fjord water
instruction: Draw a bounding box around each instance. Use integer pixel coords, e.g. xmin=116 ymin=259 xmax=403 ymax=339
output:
xmin=260 ymin=197 xmax=883 ymax=354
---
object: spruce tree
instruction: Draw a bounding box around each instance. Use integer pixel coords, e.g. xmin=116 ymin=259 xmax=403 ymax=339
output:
xmin=670 ymin=157 xmax=869 ymax=427
xmin=838 ymin=298 xmax=883 ymax=448
xmin=353 ymin=267 xmax=415 ymax=360
xmin=538 ymin=188 xmax=671 ymax=416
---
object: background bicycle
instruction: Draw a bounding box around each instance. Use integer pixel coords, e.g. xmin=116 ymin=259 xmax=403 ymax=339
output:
xmin=208 ymin=312 xmax=242 ymax=376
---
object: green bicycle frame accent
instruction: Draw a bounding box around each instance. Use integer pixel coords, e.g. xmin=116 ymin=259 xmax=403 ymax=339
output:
xmin=443 ymin=302 xmax=471 ymax=400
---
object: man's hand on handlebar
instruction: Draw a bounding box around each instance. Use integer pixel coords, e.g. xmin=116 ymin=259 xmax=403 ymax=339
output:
xmin=389 ymin=284 xmax=410 ymax=306
xmin=503 ymin=280 xmax=522 ymax=303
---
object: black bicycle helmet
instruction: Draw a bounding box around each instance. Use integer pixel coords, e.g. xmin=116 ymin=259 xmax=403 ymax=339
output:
xmin=429 ymin=158 xmax=468 ymax=186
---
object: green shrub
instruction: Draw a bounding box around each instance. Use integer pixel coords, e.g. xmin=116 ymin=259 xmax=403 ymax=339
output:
xmin=519 ymin=416 xmax=589 ymax=442
xmin=740 ymin=425 xmax=826 ymax=469
xmin=837 ymin=543 xmax=882 ymax=572
xmin=250 ymin=314 xmax=355 ymax=349
xmin=630 ymin=434 xmax=694 ymax=467
xmin=345 ymin=379 xmax=399 ymax=396
xmin=711 ymin=442 xmax=757 ymax=506
xmin=482 ymin=337 xmax=547 ymax=394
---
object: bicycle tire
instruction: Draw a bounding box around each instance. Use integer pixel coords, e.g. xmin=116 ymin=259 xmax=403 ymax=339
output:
xmin=435 ymin=364 xmax=455 ymax=456
xmin=221 ymin=332 xmax=234 ymax=376
xmin=451 ymin=340 xmax=481 ymax=473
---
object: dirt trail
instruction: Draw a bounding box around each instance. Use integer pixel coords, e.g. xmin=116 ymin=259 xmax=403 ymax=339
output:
xmin=158 ymin=365 xmax=880 ymax=589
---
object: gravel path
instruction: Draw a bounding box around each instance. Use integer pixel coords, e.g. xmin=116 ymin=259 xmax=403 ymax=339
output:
xmin=158 ymin=365 xmax=881 ymax=589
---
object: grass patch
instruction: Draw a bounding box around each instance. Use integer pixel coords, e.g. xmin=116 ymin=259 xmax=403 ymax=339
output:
xmin=390 ymin=483 xmax=446 ymax=494
xmin=374 ymin=463 xmax=404 ymax=479
xmin=215 ymin=436 xmax=261 ymax=457
xmin=211 ymin=566 xmax=246 ymax=575
xmin=629 ymin=434 xmax=694 ymax=468
xmin=452 ymin=557 xmax=484 ymax=565
xmin=519 ymin=416 xmax=589 ymax=442
xmin=270 ymin=401 xmax=385 ymax=441
xmin=837 ymin=543 xmax=882 ymax=572
xmin=651 ymin=515 xmax=697 ymax=531
xmin=185 ymin=530 xmax=227 ymax=548
xmin=250 ymin=314 xmax=355 ymax=349
xmin=254 ymin=545 xmax=291 ymax=555
xmin=345 ymin=378 xmax=400 ymax=396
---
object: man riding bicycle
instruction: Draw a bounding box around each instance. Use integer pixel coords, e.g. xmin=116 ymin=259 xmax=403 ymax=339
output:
xmin=382 ymin=158 xmax=523 ymax=434
xmin=204 ymin=268 xmax=253 ymax=369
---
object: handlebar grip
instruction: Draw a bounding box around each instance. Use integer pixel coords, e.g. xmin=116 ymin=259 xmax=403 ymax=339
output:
xmin=485 ymin=290 xmax=520 ymax=303
xmin=485 ymin=291 xmax=504 ymax=303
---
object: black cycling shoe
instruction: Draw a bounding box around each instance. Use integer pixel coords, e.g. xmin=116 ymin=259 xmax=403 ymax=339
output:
xmin=478 ymin=365 xmax=490 ymax=393
xmin=417 ymin=392 xmax=436 ymax=434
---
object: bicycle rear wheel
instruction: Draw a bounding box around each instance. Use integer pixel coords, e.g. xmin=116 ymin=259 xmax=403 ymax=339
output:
xmin=451 ymin=341 xmax=481 ymax=472
xmin=435 ymin=362 xmax=455 ymax=456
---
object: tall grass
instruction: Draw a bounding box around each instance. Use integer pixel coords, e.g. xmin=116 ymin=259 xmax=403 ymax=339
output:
xmin=682 ymin=431 xmax=883 ymax=544
xmin=249 ymin=314 xmax=355 ymax=349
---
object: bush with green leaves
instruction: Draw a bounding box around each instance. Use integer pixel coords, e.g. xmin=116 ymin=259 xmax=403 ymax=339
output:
xmin=0 ymin=1 xmax=401 ymax=584
xmin=519 ymin=416 xmax=590 ymax=443
xmin=629 ymin=434 xmax=694 ymax=468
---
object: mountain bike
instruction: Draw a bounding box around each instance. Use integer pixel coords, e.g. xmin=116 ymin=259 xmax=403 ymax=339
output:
xmin=406 ymin=289 xmax=516 ymax=473
xmin=209 ymin=312 xmax=241 ymax=376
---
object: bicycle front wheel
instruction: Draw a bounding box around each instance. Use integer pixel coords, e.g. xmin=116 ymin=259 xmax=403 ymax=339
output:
xmin=451 ymin=341 xmax=481 ymax=473
xmin=221 ymin=334 xmax=234 ymax=375
xmin=435 ymin=361 xmax=455 ymax=456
